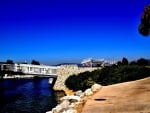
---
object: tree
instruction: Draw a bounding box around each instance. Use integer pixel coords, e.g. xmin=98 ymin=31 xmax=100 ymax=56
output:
xmin=130 ymin=61 xmax=137 ymax=65
xmin=117 ymin=61 xmax=122 ymax=65
xmin=122 ymin=57 xmax=128 ymax=65
xmin=137 ymin=58 xmax=149 ymax=66
xmin=6 ymin=59 xmax=14 ymax=64
xmin=138 ymin=4 xmax=150 ymax=36
xmin=31 ymin=60 xmax=40 ymax=65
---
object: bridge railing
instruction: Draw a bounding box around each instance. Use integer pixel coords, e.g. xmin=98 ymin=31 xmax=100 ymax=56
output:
xmin=0 ymin=63 xmax=58 ymax=76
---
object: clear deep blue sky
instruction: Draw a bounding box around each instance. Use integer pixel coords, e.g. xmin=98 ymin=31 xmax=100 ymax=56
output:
xmin=0 ymin=0 xmax=150 ymax=65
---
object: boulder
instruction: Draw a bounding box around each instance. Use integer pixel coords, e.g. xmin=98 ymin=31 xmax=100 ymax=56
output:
xmin=60 ymin=96 xmax=81 ymax=102
xmin=60 ymin=100 xmax=70 ymax=108
xmin=84 ymin=88 xmax=93 ymax=96
xmin=61 ymin=108 xmax=77 ymax=113
xmin=91 ymin=84 xmax=102 ymax=92
xmin=74 ymin=90 xmax=85 ymax=98
xmin=52 ymin=100 xmax=70 ymax=113
xmin=52 ymin=105 xmax=63 ymax=113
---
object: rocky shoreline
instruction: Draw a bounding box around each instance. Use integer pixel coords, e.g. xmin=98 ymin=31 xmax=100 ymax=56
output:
xmin=46 ymin=84 xmax=102 ymax=113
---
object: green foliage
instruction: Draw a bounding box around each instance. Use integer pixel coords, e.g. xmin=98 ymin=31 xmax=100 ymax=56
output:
xmin=31 ymin=60 xmax=40 ymax=65
xmin=65 ymin=65 xmax=150 ymax=91
xmin=65 ymin=70 xmax=100 ymax=91
xmin=137 ymin=58 xmax=149 ymax=66
xmin=129 ymin=58 xmax=149 ymax=66
xmin=122 ymin=57 xmax=128 ymax=65
xmin=117 ymin=61 xmax=122 ymax=65
xmin=6 ymin=59 xmax=14 ymax=64
xmin=138 ymin=4 xmax=150 ymax=36
xmin=129 ymin=61 xmax=137 ymax=65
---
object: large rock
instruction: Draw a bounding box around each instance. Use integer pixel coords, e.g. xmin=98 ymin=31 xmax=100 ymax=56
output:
xmin=52 ymin=105 xmax=62 ymax=113
xmin=52 ymin=100 xmax=70 ymax=113
xmin=74 ymin=90 xmax=85 ymax=98
xmin=61 ymin=108 xmax=77 ymax=113
xmin=84 ymin=88 xmax=93 ymax=96
xmin=91 ymin=84 xmax=102 ymax=92
xmin=60 ymin=96 xmax=81 ymax=102
xmin=60 ymin=100 xmax=70 ymax=108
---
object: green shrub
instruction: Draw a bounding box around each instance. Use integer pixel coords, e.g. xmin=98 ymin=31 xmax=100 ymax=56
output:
xmin=65 ymin=65 xmax=150 ymax=91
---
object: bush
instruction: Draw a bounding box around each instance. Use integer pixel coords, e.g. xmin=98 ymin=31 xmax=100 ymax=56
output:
xmin=65 ymin=65 xmax=150 ymax=91
xmin=65 ymin=70 xmax=100 ymax=91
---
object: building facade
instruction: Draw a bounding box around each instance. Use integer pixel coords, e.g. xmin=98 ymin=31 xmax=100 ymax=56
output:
xmin=81 ymin=58 xmax=117 ymax=67
xmin=81 ymin=58 xmax=104 ymax=67
xmin=0 ymin=63 xmax=57 ymax=75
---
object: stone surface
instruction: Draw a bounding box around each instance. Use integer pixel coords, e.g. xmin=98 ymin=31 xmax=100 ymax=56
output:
xmin=46 ymin=111 xmax=52 ymax=113
xmin=51 ymin=100 xmax=70 ymax=113
xmin=53 ymin=65 xmax=98 ymax=91
xmin=74 ymin=90 xmax=85 ymax=98
xmin=60 ymin=96 xmax=81 ymax=102
xmin=61 ymin=108 xmax=77 ymax=113
xmin=46 ymin=81 xmax=102 ymax=113
xmin=84 ymin=88 xmax=93 ymax=96
xmin=46 ymin=65 xmax=101 ymax=113
xmin=91 ymin=84 xmax=102 ymax=92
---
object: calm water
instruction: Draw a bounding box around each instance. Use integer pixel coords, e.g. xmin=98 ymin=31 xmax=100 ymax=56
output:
xmin=0 ymin=78 xmax=58 ymax=113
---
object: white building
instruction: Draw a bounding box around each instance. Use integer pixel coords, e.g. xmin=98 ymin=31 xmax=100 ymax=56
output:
xmin=81 ymin=58 xmax=117 ymax=67
xmin=0 ymin=63 xmax=57 ymax=75
xmin=102 ymin=60 xmax=117 ymax=67
xmin=81 ymin=58 xmax=104 ymax=67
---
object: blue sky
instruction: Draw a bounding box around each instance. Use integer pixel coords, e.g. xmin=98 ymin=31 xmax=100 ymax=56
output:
xmin=0 ymin=0 xmax=150 ymax=65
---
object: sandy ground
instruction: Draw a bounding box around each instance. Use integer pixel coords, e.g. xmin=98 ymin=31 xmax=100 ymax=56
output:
xmin=81 ymin=77 xmax=150 ymax=113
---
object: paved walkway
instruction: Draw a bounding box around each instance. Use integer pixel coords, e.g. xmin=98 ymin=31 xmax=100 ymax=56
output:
xmin=81 ymin=77 xmax=150 ymax=113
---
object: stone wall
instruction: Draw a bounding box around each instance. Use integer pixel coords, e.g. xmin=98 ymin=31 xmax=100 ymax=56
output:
xmin=53 ymin=65 xmax=99 ymax=91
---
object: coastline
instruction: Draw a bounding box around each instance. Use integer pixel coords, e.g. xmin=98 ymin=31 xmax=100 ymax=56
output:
xmin=46 ymin=84 xmax=102 ymax=113
xmin=48 ymin=77 xmax=150 ymax=113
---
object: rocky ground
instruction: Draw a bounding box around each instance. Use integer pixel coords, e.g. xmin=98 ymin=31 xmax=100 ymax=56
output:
xmin=81 ymin=77 xmax=150 ymax=113
xmin=46 ymin=84 xmax=102 ymax=113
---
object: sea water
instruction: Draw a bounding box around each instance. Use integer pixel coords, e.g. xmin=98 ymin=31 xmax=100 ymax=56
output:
xmin=0 ymin=78 xmax=58 ymax=113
